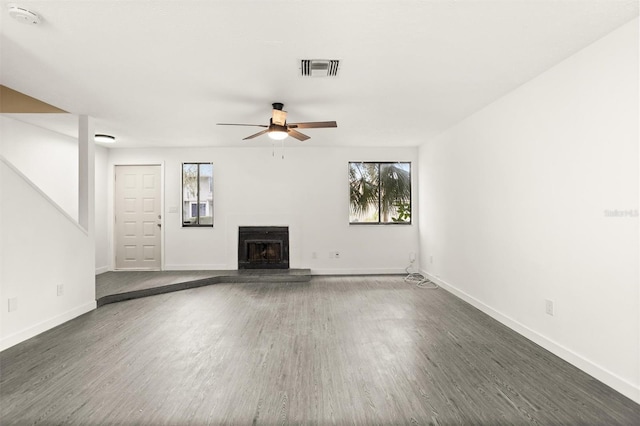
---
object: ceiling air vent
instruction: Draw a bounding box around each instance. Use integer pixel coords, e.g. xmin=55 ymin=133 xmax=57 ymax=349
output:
xmin=300 ymin=59 xmax=340 ymax=77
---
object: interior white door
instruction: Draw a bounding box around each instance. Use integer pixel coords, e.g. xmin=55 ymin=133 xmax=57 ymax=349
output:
xmin=115 ymin=165 xmax=162 ymax=270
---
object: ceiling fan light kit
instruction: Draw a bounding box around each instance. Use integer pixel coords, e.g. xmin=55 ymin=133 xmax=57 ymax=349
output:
xmin=217 ymin=102 xmax=337 ymax=142
xmin=268 ymin=130 xmax=288 ymax=141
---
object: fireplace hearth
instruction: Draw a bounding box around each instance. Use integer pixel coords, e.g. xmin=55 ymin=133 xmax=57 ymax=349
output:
xmin=238 ymin=226 xmax=289 ymax=270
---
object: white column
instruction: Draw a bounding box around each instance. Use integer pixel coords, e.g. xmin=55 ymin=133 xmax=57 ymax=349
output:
xmin=78 ymin=115 xmax=95 ymax=235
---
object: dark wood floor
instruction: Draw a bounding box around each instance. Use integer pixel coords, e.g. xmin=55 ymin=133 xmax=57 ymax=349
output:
xmin=1 ymin=276 xmax=638 ymax=425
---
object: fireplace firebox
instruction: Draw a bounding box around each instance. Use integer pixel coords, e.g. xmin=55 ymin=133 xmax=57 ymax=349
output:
xmin=238 ymin=226 xmax=289 ymax=269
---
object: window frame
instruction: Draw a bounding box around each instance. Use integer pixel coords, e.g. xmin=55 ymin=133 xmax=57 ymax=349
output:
xmin=182 ymin=162 xmax=214 ymax=228
xmin=348 ymin=161 xmax=412 ymax=225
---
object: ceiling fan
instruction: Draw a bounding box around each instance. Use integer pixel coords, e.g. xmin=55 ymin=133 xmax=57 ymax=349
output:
xmin=217 ymin=103 xmax=337 ymax=141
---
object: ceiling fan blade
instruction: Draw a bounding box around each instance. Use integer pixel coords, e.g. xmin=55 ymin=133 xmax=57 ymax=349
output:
xmin=217 ymin=123 xmax=268 ymax=127
xmin=288 ymin=121 xmax=337 ymax=129
xmin=243 ymin=129 xmax=270 ymax=140
xmin=288 ymin=129 xmax=310 ymax=141
xmin=272 ymin=109 xmax=287 ymax=126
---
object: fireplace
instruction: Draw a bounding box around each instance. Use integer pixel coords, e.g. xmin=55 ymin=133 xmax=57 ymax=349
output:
xmin=238 ymin=226 xmax=289 ymax=270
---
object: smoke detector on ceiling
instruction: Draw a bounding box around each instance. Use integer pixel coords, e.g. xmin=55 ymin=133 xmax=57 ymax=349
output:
xmin=300 ymin=59 xmax=340 ymax=77
xmin=7 ymin=4 xmax=41 ymax=25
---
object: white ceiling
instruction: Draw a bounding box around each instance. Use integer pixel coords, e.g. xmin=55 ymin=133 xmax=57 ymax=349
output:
xmin=1 ymin=0 xmax=638 ymax=148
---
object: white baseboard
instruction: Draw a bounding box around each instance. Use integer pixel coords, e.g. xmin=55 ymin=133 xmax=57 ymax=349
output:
xmin=421 ymin=270 xmax=640 ymax=404
xmin=161 ymin=266 xmax=407 ymax=275
xmin=0 ymin=301 xmax=97 ymax=352
xmin=95 ymin=266 xmax=109 ymax=275
xmin=311 ymin=268 xmax=406 ymax=275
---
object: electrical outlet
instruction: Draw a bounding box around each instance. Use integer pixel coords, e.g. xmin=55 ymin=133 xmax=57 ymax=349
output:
xmin=335 ymin=251 xmax=340 ymax=259
xmin=545 ymin=299 xmax=554 ymax=316
xmin=312 ymin=252 xmax=317 ymax=259
xmin=409 ymin=252 xmax=416 ymax=262
xmin=57 ymin=284 xmax=64 ymax=296
xmin=430 ymin=255 xmax=433 ymax=264
xmin=8 ymin=297 xmax=17 ymax=312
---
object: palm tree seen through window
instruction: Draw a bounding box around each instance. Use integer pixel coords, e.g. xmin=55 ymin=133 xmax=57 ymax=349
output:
xmin=349 ymin=162 xmax=411 ymax=224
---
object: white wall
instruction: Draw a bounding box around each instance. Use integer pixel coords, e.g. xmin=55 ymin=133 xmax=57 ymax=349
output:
xmin=0 ymin=161 xmax=96 ymax=350
xmin=95 ymin=145 xmax=109 ymax=274
xmin=0 ymin=116 xmax=79 ymax=221
xmin=107 ymin=146 xmax=419 ymax=274
xmin=0 ymin=115 xmax=96 ymax=351
xmin=418 ymin=19 xmax=639 ymax=402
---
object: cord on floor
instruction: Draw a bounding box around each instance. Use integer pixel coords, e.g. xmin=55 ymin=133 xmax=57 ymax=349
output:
xmin=404 ymin=262 xmax=438 ymax=289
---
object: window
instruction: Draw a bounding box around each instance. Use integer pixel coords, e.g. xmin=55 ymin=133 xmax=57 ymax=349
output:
xmin=190 ymin=202 xmax=207 ymax=218
xmin=349 ymin=162 xmax=411 ymax=224
xmin=182 ymin=163 xmax=213 ymax=226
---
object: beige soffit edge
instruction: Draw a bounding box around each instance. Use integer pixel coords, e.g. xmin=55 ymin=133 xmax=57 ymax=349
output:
xmin=0 ymin=85 xmax=68 ymax=113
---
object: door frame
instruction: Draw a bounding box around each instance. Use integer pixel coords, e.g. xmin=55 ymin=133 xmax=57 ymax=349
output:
xmin=110 ymin=162 xmax=165 ymax=271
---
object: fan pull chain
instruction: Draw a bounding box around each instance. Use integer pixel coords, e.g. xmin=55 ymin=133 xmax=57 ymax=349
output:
xmin=282 ymin=139 xmax=285 ymax=159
